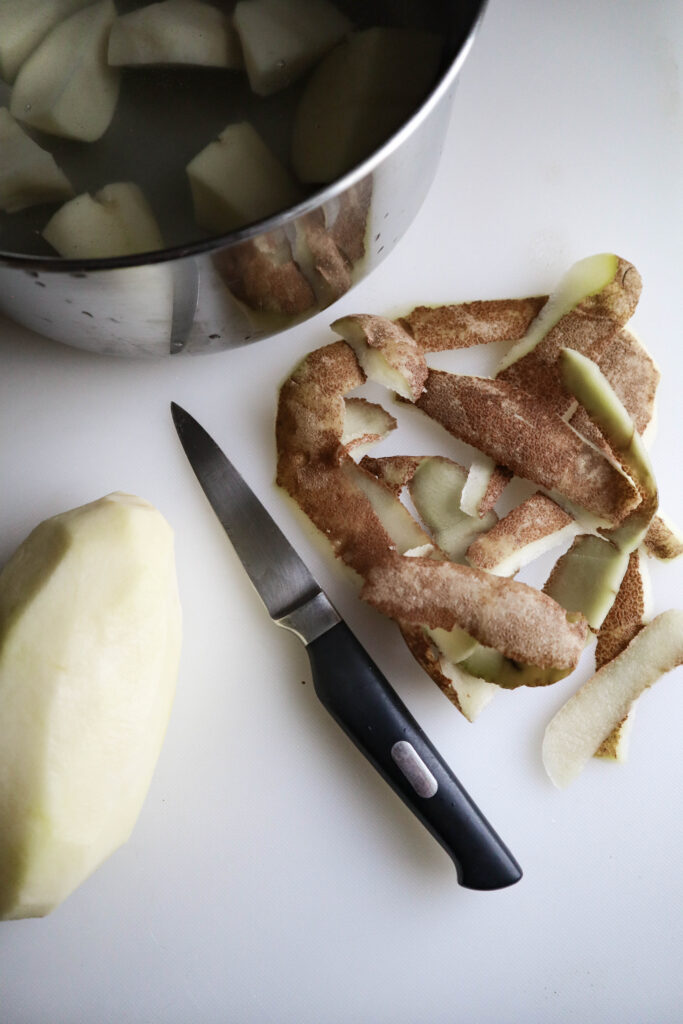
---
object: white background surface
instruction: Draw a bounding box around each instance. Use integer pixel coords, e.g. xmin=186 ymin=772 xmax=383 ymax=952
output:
xmin=1 ymin=1 xmax=682 ymax=1021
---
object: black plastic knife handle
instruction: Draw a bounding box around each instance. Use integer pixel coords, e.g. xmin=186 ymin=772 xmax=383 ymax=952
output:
xmin=306 ymin=621 xmax=522 ymax=890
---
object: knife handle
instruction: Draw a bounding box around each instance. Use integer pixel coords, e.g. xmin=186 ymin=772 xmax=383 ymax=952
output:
xmin=306 ymin=621 xmax=522 ymax=891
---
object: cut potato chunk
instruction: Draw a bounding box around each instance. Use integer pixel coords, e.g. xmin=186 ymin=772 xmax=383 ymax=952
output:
xmin=542 ymin=610 xmax=683 ymax=788
xmin=408 ymin=456 xmax=497 ymax=562
xmin=498 ymin=255 xmax=641 ymax=416
xmin=0 ymin=107 xmax=73 ymax=212
xmin=0 ymin=0 xmax=93 ymax=84
xmin=10 ymin=0 xmax=120 ymax=142
xmin=187 ymin=121 xmax=302 ymax=234
xmin=415 ymin=371 xmax=640 ymax=525
xmin=341 ymin=397 xmax=397 ymax=457
xmin=108 ymin=0 xmax=243 ymax=69
xmin=331 ymin=314 xmax=428 ymax=402
xmin=43 ymin=182 xmax=164 ymax=258
xmin=398 ymin=295 xmax=548 ymax=352
xmin=361 ymin=555 xmax=588 ymax=674
xmin=233 ymin=0 xmax=350 ymax=96
xmin=0 ymin=493 xmax=181 ymax=919
xmin=467 ymin=492 xmax=579 ymax=577
xmin=291 ymin=27 xmax=442 ymax=183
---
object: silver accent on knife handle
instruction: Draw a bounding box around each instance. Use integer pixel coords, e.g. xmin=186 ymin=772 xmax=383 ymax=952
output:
xmin=391 ymin=741 xmax=439 ymax=798
xmin=276 ymin=590 xmax=341 ymax=644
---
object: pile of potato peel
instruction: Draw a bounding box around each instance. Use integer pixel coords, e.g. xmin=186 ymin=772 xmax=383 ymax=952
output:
xmin=275 ymin=253 xmax=683 ymax=787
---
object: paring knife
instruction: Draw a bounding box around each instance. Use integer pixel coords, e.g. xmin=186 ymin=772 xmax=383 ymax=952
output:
xmin=171 ymin=402 xmax=522 ymax=891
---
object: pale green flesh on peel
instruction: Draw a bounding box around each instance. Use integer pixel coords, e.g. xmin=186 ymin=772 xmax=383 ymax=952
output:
xmin=0 ymin=0 xmax=93 ymax=83
xmin=108 ymin=0 xmax=243 ymax=69
xmin=186 ymin=121 xmax=302 ymax=233
xmin=459 ymin=644 xmax=571 ymax=689
xmin=409 ymin=457 xmax=497 ymax=562
xmin=542 ymin=610 xmax=683 ymax=788
xmin=438 ymin=659 xmax=497 ymax=722
xmin=43 ymin=182 xmax=164 ymax=259
xmin=233 ymin=0 xmax=350 ymax=96
xmin=543 ymin=534 xmax=630 ymax=631
xmin=0 ymin=493 xmax=182 ymax=920
xmin=559 ymin=347 xmax=658 ymax=554
xmin=497 ymin=253 xmax=619 ymax=372
xmin=10 ymin=1 xmax=121 ymax=142
xmin=0 ymin=107 xmax=73 ymax=213
xmin=342 ymin=462 xmax=432 ymax=555
xmin=424 ymin=625 xmax=478 ymax=665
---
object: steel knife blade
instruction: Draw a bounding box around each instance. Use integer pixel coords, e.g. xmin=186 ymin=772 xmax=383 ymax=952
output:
xmin=171 ymin=402 xmax=522 ymax=890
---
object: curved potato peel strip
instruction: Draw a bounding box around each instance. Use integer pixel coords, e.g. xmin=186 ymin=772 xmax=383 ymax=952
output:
xmin=542 ymin=610 xmax=683 ymax=787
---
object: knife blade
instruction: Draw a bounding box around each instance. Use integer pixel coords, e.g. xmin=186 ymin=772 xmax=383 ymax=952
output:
xmin=171 ymin=402 xmax=522 ymax=891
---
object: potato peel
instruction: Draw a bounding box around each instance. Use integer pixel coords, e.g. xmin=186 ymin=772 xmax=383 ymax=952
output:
xmin=415 ymin=370 xmax=640 ymax=525
xmin=361 ymin=555 xmax=588 ymax=674
xmin=397 ymin=296 xmax=548 ymax=352
xmin=331 ymin=314 xmax=428 ymax=401
xmin=542 ymin=610 xmax=683 ymax=788
xmin=467 ymin=492 xmax=579 ymax=577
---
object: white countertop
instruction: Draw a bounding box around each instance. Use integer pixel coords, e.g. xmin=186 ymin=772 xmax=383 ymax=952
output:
xmin=1 ymin=2 xmax=682 ymax=1021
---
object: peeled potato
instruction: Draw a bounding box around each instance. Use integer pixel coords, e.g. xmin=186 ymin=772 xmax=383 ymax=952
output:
xmin=0 ymin=107 xmax=73 ymax=213
xmin=291 ymin=27 xmax=442 ymax=183
xmin=187 ymin=121 xmax=302 ymax=234
xmin=0 ymin=493 xmax=182 ymax=920
xmin=43 ymin=182 xmax=164 ymax=258
xmin=0 ymin=0 xmax=93 ymax=84
xmin=10 ymin=0 xmax=120 ymax=142
xmin=233 ymin=0 xmax=350 ymax=96
xmin=108 ymin=0 xmax=243 ymax=69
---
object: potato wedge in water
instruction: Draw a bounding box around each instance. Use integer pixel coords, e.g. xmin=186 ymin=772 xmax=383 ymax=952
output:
xmin=108 ymin=0 xmax=243 ymax=69
xmin=542 ymin=610 xmax=683 ymax=788
xmin=234 ymin=0 xmax=350 ymax=96
xmin=291 ymin=27 xmax=442 ymax=183
xmin=0 ymin=0 xmax=93 ymax=84
xmin=10 ymin=1 xmax=120 ymax=142
xmin=0 ymin=494 xmax=181 ymax=920
xmin=43 ymin=182 xmax=163 ymax=258
xmin=0 ymin=107 xmax=73 ymax=213
xmin=187 ymin=122 xmax=302 ymax=234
